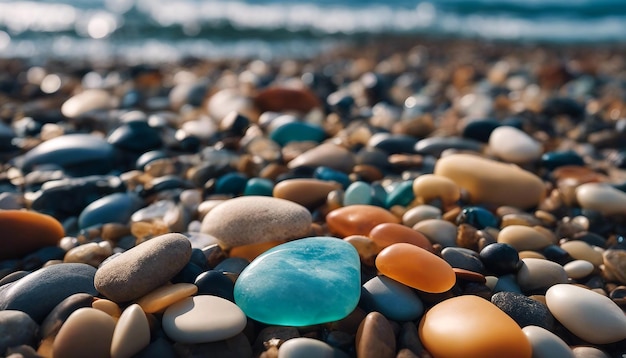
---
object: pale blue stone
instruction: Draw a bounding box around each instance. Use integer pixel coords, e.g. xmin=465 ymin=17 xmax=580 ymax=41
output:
xmin=343 ymin=181 xmax=373 ymax=206
xmin=234 ymin=237 xmax=361 ymax=326
xmin=361 ymin=275 xmax=424 ymax=321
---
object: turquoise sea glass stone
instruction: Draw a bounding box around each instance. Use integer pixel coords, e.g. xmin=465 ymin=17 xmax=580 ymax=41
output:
xmin=344 ymin=181 xmax=373 ymax=205
xmin=270 ymin=121 xmax=326 ymax=146
xmin=234 ymin=236 xmax=361 ymax=326
xmin=385 ymin=180 xmax=414 ymax=208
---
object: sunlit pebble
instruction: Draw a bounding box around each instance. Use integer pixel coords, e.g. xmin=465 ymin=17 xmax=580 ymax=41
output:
xmin=41 ymin=74 xmax=62 ymax=94
xmin=0 ymin=31 xmax=10 ymax=50
xmin=87 ymin=13 xmax=117 ymax=39
xmin=26 ymin=67 xmax=47 ymax=85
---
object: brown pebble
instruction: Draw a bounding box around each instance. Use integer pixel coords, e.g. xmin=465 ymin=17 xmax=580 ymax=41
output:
xmin=53 ymin=308 xmax=116 ymax=358
xmin=254 ymin=86 xmax=320 ymax=114
xmin=273 ymin=179 xmax=341 ymax=209
xmin=0 ymin=210 xmax=65 ymax=260
xmin=356 ymin=312 xmax=396 ymax=358
xmin=327 ymin=205 xmax=400 ymax=237
xmin=64 ymin=241 xmax=113 ymax=267
xmin=92 ymin=298 xmax=121 ymax=318
xmin=344 ymin=235 xmax=380 ymax=266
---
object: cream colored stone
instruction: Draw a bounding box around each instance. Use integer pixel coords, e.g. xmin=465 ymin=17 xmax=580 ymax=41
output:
xmin=412 ymin=174 xmax=460 ymax=207
xmin=517 ymin=258 xmax=568 ymax=292
xmin=497 ymin=225 xmax=553 ymax=252
xmin=53 ymin=308 xmax=116 ymax=358
xmin=434 ymin=154 xmax=545 ymax=209
xmin=576 ymin=183 xmax=626 ymax=216
xmin=560 ymin=241 xmax=604 ymax=266
xmin=92 ymin=299 xmax=121 ymax=318
xmin=563 ymin=260 xmax=594 ymax=280
xmin=137 ymin=283 xmax=198 ymax=313
xmin=110 ymin=304 xmax=150 ymax=358
xmin=278 ymin=337 xmax=340 ymax=358
xmin=402 ymin=205 xmax=442 ymax=227
xmin=489 ymin=126 xmax=543 ymax=164
xmin=61 ymin=89 xmax=115 ymax=118
xmin=522 ymin=325 xmax=574 ymax=358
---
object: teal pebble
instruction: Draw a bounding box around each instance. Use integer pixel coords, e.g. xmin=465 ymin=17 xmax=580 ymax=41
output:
xmin=314 ymin=166 xmax=351 ymax=188
xmin=243 ymin=178 xmax=274 ymax=196
xmin=269 ymin=121 xmax=326 ymax=146
xmin=344 ymin=181 xmax=373 ymax=205
xmin=385 ymin=180 xmax=414 ymax=208
xmin=215 ymin=172 xmax=248 ymax=195
xmin=234 ymin=237 xmax=361 ymax=326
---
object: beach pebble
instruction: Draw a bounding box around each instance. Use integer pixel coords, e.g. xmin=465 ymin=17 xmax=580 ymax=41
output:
xmin=0 ymin=263 xmax=97 ymax=323
xmin=412 ymin=174 xmax=460 ymax=207
xmin=110 ymin=304 xmax=150 ymax=358
xmin=61 ymin=89 xmax=115 ymax=118
xmin=546 ymin=284 xmax=626 ymax=344
xmin=162 ymin=295 xmax=247 ymax=343
xmin=356 ymin=312 xmax=396 ymax=358
xmin=441 ymin=247 xmax=486 ymax=274
xmin=489 ymin=126 xmax=542 ymax=164
xmin=287 ymin=143 xmax=355 ymax=173
xmin=343 ymin=235 xmax=379 ymax=266
xmin=278 ymin=337 xmax=340 ymax=358
xmin=603 ymin=249 xmax=626 ymax=284
xmin=414 ymin=136 xmax=483 ymax=157
xmin=540 ymin=150 xmax=584 ymax=171
xmin=412 ymin=219 xmax=457 ymax=247
xmin=368 ymin=223 xmax=432 ymax=251
xmin=270 ymin=121 xmax=326 ymax=146
xmin=385 ymin=180 xmax=414 ymax=208
xmin=516 ymin=258 xmax=568 ymax=292
xmin=479 ymin=243 xmax=520 ymax=275
xmin=201 ymin=196 xmax=312 ymax=248
xmin=560 ymin=240 xmax=603 ymax=266
xmin=497 ymin=225 xmax=553 ymax=252
xmin=0 ymin=310 xmax=38 ymax=354
xmin=576 ymin=183 xmax=626 ymax=216
xmin=19 ymin=134 xmax=116 ymax=175
xmin=207 ymin=89 xmax=253 ymax=122
xmin=490 ymin=291 xmax=554 ymax=330
xmin=344 ymin=181 xmax=375 ymax=205
xmin=94 ymin=233 xmax=192 ymax=302
xmin=0 ymin=210 xmax=64 ymax=260
xmin=92 ymin=299 xmax=121 ymax=318
xmin=273 ymin=179 xmax=341 ymax=208
xmin=53 ymin=308 xmax=116 ymax=358
xmin=107 ymin=121 xmax=162 ymax=153
xmin=361 ymin=275 xmax=424 ymax=321
xmin=376 ymin=243 xmax=456 ymax=293
xmin=434 ymin=153 xmax=545 ymax=209
xmin=563 ymin=260 xmax=594 ymax=279
xmin=522 ymin=325 xmax=574 ymax=358
xmin=39 ymin=293 xmax=93 ymax=338
xmin=235 ymin=237 xmax=360 ymax=326
xmin=64 ymin=241 xmax=113 ymax=267
xmin=402 ymin=205 xmax=442 ymax=227
xmin=254 ymin=86 xmax=320 ymax=114
xmin=136 ymin=283 xmax=198 ymax=313
xmin=327 ymin=205 xmax=400 ymax=237
xmin=78 ymin=192 xmax=144 ymax=229
xmin=571 ymin=346 xmax=610 ymax=358
xmin=419 ymin=295 xmax=532 ymax=358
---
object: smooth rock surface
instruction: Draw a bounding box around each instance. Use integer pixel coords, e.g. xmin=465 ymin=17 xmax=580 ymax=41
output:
xmin=560 ymin=240 xmax=603 ymax=266
xmin=434 ymin=153 xmax=545 ymax=209
xmin=412 ymin=219 xmax=457 ymax=247
xmin=278 ymin=337 xmax=339 ymax=358
xmin=479 ymin=243 xmax=520 ymax=275
xmin=576 ymin=183 xmax=626 ymax=216
xmin=497 ymin=225 xmax=553 ymax=252
xmin=40 ymin=293 xmax=93 ymax=339
xmin=53 ymin=308 xmax=116 ymax=358
xmin=137 ymin=283 xmax=198 ymax=313
xmin=0 ymin=210 xmax=65 ymax=260
xmin=376 ymin=243 xmax=456 ymax=293
xmin=61 ymin=89 xmax=114 ymax=118
xmin=522 ymin=325 xmax=574 ymax=358
xmin=356 ymin=311 xmax=396 ymax=358
xmin=234 ymin=237 xmax=361 ymax=326
xmin=412 ymin=174 xmax=460 ymax=207
xmin=546 ymin=284 xmax=626 ymax=344
xmin=489 ymin=126 xmax=543 ymax=164
xmin=368 ymin=222 xmax=432 ymax=251
xmin=273 ymin=179 xmax=341 ymax=208
xmin=0 ymin=310 xmax=38 ymax=355
xmin=78 ymin=192 xmax=144 ymax=229
xmin=361 ymin=275 xmax=424 ymax=321
xmin=201 ymin=196 xmax=312 ymax=248
xmin=162 ymin=295 xmax=247 ymax=343
xmin=287 ymin=143 xmax=355 ymax=173
xmin=563 ymin=260 xmax=594 ymax=279
xmin=94 ymin=233 xmax=192 ymax=302
xmin=516 ymin=258 xmax=568 ymax=292
xmin=111 ymin=304 xmax=150 ymax=358
xmin=327 ymin=205 xmax=400 ymax=237
xmin=603 ymin=249 xmax=626 ymax=284
xmin=419 ymin=295 xmax=532 ymax=358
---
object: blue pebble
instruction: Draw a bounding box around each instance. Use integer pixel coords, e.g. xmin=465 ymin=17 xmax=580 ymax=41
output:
xmin=269 ymin=121 xmax=326 ymax=146
xmin=314 ymin=166 xmax=351 ymax=188
xmin=243 ymin=178 xmax=274 ymax=196
xmin=344 ymin=181 xmax=373 ymax=206
xmin=385 ymin=181 xmax=414 ymax=208
xmin=456 ymin=206 xmax=499 ymax=229
xmin=78 ymin=192 xmax=144 ymax=229
xmin=540 ymin=150 xmax=584 ymax=171
xmin=215 ymin=172 xmax=248 ymax=195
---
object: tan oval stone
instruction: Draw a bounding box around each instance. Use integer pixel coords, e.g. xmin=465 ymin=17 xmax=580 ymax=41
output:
xmin=273 ymin=179 xmax=341 ymax=208
xmin=576 ymin=183 xmax=626 ymax=216
xmin=53 ymin=308 xmax=116 ymax=358
xmin=412 ymin=174 xmax=460 ymax=208
xmin=572 ymin=346 xmax=610 ymax=358
xmin=343 ymin=235 xmax=380 ymax=266
xmin=61 ymin=89 xmax=115 ymax=118
xmin=497 ymin=225 xmax=552 ymax=252
xmin=402 ymin=205 xmax=442 ymax=227
xmin=327 ymin=205 xmax=400 ymax=237
xmin=92 ymin=298 xmax=121 ymax=318
xmin=560 ymin=241 xmax=603 ymax=266
xmin=137 ymin=283 xmax=198 ymax=313
xmin=563 ymin=260 xmax=594 ymax=280
xmin=412 ymin=219 xmax=457 ymax=247
xmin=517 ymin=258 xmax=568 ymax=292
xmin=434 ymin=153 xmax=545 ymax=209
xmin=356 ymin=312 xmax=396 ymax=358
xmin=111 ymin=304 xmax=150 ymax=358
xmin=287 ymin=143 xmax=355 ymax=173
xmin=518 ymin=251 xmax=547 ymax=260
xmin=64 ymin=241 xmax=113 ymax=267
xmin=603 ymin=249 xmax=626 ymax=285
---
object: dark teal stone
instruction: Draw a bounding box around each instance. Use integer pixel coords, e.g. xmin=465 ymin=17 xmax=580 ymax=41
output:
xmin=385 ymin=181 xmax=414 ymax=208
xmin=540 ymin=150 xmax=584 ymax=171
xmin=0 ymin=122 xmax=16 ymax=152
xmin=456 ymin=206 xmax=498 ymax=229
xmin=314 ymin=166 xmax=351 ymax=188
xmin=214 ymin=172 xmax=248 ymax=195
xmin=234 ymin=237 xmax=361 ymax=326
xmin=214 ymin=258 xmax=250 ymax=276
xmin=479 ymin=243 xmax=520 ymax=276
xmin=370 ymin=183 xmax=388 ymax=207
xmin=195 ymin=270 xmax=235 ymax=302
xmin=493 ymin=274 xmax=522 ymax=294
xmin=143 ymin=175 xmax=193 ymax=196
xmin=108 ymin=121 xmax=162 ymax=153
xmin=18 ymin=134 xmax=116 ymax=175
xmin=243 ymin=178 xmax=274 ymax=196
xmin=462 ymin=119 xmax=500 ymax=143
xmin=541 ymin=245 xmax=571 ymax=265
xmin=269 ymin=121 xmax=326 ymax=146
xmin=78 ymin=192 xmax=144 ymax=229
xmin=0 ymin=263 xmax=97 ymax=323
xmin=369 ymin=134 xmax=418 ymax=154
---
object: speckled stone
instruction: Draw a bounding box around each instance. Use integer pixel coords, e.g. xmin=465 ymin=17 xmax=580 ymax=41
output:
xmin=0 ymin=263 xmax=97 ymax=323
xmin=0 ymin=210 xmax=65 ymax=260
xmin=546 ymin=284 xmax=626 ymax=344
xmin=52 ymin=308 xmax=116 ymax=358
xmin=490 ymin=291 xmax=554 ymax=330
xmin=0 ymin=310 xmax=38 ymax=354
xmin=516 ymin=258 xmax=568 ymax=292
xmin=356 ymin=312 xmax=396 ymax=358
xmin=201 ymin=196 xmax=312 ymax=248
xmin=94 ymin=233 xmax=192 ymax=302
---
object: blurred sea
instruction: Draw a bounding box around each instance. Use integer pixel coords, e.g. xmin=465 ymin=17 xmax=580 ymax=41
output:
xmin=0 ymin=0 xmax=624 ymax=62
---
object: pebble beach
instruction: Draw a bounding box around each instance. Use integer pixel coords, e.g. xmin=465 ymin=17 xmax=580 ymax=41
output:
xmin=1 ymin=36 xmax=626 ymax=358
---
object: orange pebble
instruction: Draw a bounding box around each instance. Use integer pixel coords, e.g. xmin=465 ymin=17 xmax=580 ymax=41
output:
xmin=375 ymin=243 xmax=455 ymax=293
xmin=326 ymin=205 xmax=400 ymax=237
xmin=0 ymin=210 xmax=65 ymax=259
xmin=369 ymin=223 xmax=433 ymax=252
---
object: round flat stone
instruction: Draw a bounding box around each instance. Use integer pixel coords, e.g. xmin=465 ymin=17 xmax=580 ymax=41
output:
xmin=327 ymin=205 xmax=400 ymax=237
xmin=419 ymin=295 xmax=532 ymax=358
xmin=234 ymin=237 xmax=361 ymax=326
xmin=273 ymin=179 xmax=341 ymax=209
xmin=434 ymin=153 xmax=545 ymax=209
xmin=361 ymin=275 xmax=424 ymax=321
xmin=560 ymin=240 xmax=603 ymax=266
xmin=497 ymin=225 xmax=553 ymax=252
xmin=489 ymin=126 xmax=542 ymax=164
xmin=287 ymin=143 xmax=355 ymax=173
xmin=522 ymin=325 xmax=575 ymax=358
xmin=53 ymin=308 xmax=116 ymax=358
xmin=137 ymin=283 xmax=198 ymax=313
xmin=162 ymin=295 xmax=246 ymax=343
xmin=516 ymin=258 xmax=568 ymax=292
xmin=563 ymin=260 xmax=594 ymax=279
xmin=576 ymin=183 xmax=626 ymax=216
xmin=375 ymin=243 xmax=456 ymax=293
xmin=546 ymin=284 xmax=626 ymax=344
xmin=278 ymin=337 xmax=339 ymax=358
xmin=94 ymin=233 xmax=192 ymax=302
xmin=368 ymin=223 xmax=432 ymax=251
xmin=201 ymin=196 xmax=312 ymax=248
xmin=111 ymin=304 xmax=150 ymax=358
xmin=61 ymin=89 xmax=114 ymax=118
xmin=0 ymin=210 xmax=65 ymax=260
xmin=356 ymin=312 xmax=396 ymax=358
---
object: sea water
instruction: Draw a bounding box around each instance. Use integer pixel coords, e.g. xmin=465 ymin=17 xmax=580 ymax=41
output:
xmin=0 ymin=0 xmax=624 ymax=62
